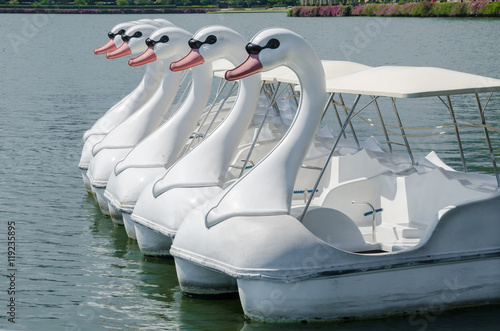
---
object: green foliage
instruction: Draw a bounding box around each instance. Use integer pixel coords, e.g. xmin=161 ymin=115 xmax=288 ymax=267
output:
xmin=8 ymin=0 xmax=19 ymax=5
xmin=411 ymin=1 xmax=432 ymax=17
xmin=448 ymin=2 xmax=467 ymax=16
xmin=484 ymin=1 xmax=500 ymax=16
xmin=339 ymin=4 xmax=350 ymax=16
xmin=135 ymin=0 xmax=152 ymax=4
xmin=73 ymin=0 xmax=88 ymax=5
xmin=429 ymin=2 xmax=451 ymax=16
xmin=155 ymin=0 xmax=170 ymax=4
xmin=116 ymin=0 xmax=128 ymax=5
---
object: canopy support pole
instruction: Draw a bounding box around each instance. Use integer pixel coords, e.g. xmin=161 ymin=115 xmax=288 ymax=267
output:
xmin=167 ymin=71 xmax=192 ymax=121
xmin=299 ymin=94 xmax=361 ymax=222
xmin=446 ymin=95 xmax=467 ymax=172
xmin=391 ymin=97 xmax=415 ymax=165
xmin=183 ymin=79 xmax=233 ymax=153
xmin=195 ymin=77 xmax=226 ymax=130
xmin=238 ymin=82 xmax=281 ymax=178
xmin=289 ymin=83 xmax=299 ymax=108
xmin=330 ymin=93 xmax=347 ymax=139
xmin=321 ymin=93 xmax=334 ymax=123
xmin=475 ymin=93 xmax=500 ymax=186
xmin=262 ymin=82 xmax=283 ymax=119
xmin=372 ymin=96 xmax=392 ymax=153
xmin=202 ymin=81 xmax=239 ymax=139
xmin=339 ymin=94 xmax=361 ymax=149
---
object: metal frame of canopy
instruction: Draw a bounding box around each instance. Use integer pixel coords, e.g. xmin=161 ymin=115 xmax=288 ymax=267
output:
xmin=224 ymin=60 xmax=373 ymax=178
xmin=178 ymin=60 xmax=298 ymax=168
xmin=300 ymin=66 xmax=500 ymax=221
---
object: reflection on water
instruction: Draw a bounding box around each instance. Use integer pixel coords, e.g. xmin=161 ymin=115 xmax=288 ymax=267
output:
xmin=0 ymin=12 xmax=499 ymax=330
xmin=82 ymin=197 xmax=500 ymax=330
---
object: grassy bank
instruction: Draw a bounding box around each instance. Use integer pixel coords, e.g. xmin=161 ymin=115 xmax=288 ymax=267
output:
xmin=0 ymin=4 xmax=210 ymax=14
xmin=289 ymin=1 xmax=500 ymax=17
xmin=0 ymin=4 xmax=287 ymax=14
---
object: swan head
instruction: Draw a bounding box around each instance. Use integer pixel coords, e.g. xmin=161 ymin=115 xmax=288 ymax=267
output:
xmin=106 ymin=24 xmax=158 ymax=60
xmin=170 ymin=25 xmax=247 ymax=72
xmin=225 ymin=28 xmax=310 ymax=81
xmin=128 ymin=27 xmax=192 ymax=67
xmin=94 ymin=20 xmax=137 ymax=55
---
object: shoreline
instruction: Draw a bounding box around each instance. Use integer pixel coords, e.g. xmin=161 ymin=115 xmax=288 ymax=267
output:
xmin=0 ymin=5 xmax=288 ymax=15
xmin=1 ymin=3 xmax=498 ymax=17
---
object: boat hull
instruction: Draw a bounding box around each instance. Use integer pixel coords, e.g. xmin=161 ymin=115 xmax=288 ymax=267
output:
xmin=135 ymin=222 xmax=172 ymax=257
xmin=238 ymin=256 xmax=500 ymax=322
xmin=108 ymin=202 xmax=124 ymax=225
xmin=80 ymin=168 xmax=92 ymax=194
xmin=122 ymin=212 xmax=137 ymax=240
xmin=175 ymin=257 xmax=238 ymax=296
xmin=93 ymin=187 xmax=110 ymax=215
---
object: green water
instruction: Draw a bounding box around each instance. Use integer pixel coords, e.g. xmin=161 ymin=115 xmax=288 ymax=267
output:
xmin=0 ymin=13 xmax=499 ymax=330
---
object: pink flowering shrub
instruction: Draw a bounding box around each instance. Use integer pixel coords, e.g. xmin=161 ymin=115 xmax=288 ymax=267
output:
xmin=318 ymin=5 xmax=343 ymax=17
xmin=289 ymin=2 xmax=499 ymax=17
xmin=298 ymin=6 xmax=319 ymax=17
xmin=468 ymin=1 xmax=487 ymax=15
xmin=384 ymin=4 xmax=399 ymax=17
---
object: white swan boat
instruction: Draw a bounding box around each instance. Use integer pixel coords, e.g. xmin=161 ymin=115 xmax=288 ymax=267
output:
xmin=169 ymin=28 xmax=500 ymax=322
xmin=129 ymin=26 xmax=264 ymax=252
xmin=80 ymin=20 xmax=174 ymax=193
xmin=104 ymin=26 xmax=215 ymax=226
xmin=128 ymin=61 xmax=381 ymax=256
xmin=126 ymin=25 xmax=377 ymax=254
xmin=87 ymin=23 xmax=193 ymax=214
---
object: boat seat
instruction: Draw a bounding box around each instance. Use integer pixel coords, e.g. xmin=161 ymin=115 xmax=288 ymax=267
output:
xmin=300 ymin=206 xmax=376 ymax=252
xmin=320 ymin=167 xmax=495 ymax=247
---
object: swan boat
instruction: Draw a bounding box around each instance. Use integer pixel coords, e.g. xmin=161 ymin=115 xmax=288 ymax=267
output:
xmin=128 ymin=53 xmax=446 ymax=256
xmin=87 ymin=24 xmax=197 ymax=214
xmin=128 ymin=25 xmax=265 ymax=251
xmin=126 ymin=26 xmax=380 ymax=254
xmin=103 ymin=27 xmax=298 ymax=229
xmin=103 ymin=26 xmax=216 ymax=226
xmin=112 ymin=58 xmax=372 ymax=240
xmin=80 ymin=20 xmax=174 ymax=193
xmin=169 ymin=28 xmax=500 ymax=322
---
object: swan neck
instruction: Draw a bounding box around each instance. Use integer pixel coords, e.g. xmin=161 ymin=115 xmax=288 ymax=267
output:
xmin=205 ymin=45 xmax=326 ymax=227
xmin=143 ymin=60 xmax=164 ymax=87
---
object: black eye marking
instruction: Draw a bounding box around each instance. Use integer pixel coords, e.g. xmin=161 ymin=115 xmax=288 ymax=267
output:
xmin=245 ymin=38 xmax=280 ymax=55
xmin=188 ymin=35 xmax=217 ymax=50
xmin=145 ymin=35 xmax=169 ymax=47
xmin=122 ymin=31 xmax=143 ymax=42
xmin=108 ymin=29 xmax=125 ymax=39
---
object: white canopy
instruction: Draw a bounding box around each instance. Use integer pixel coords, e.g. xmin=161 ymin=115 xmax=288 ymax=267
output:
xmin=213 ymin=60 xmax=372 ymax=84
xmin=260 ymin=60 xmax=371 ymax=84
xmin=325 ymin=66 xmax=500 ymax=98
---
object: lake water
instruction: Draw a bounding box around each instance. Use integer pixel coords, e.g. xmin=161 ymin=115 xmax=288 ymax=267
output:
xmin=1 ymin=12 xmax=499 ymax=330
